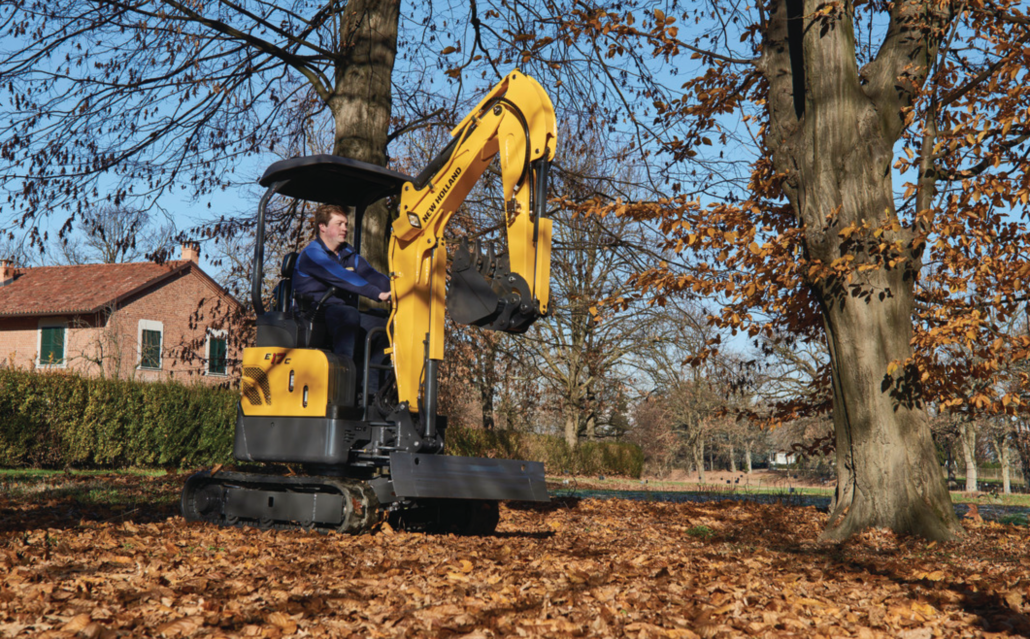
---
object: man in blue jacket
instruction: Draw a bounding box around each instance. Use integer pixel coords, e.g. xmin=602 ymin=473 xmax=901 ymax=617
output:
xmin=294 ymin=204 xmax=391 ymax=395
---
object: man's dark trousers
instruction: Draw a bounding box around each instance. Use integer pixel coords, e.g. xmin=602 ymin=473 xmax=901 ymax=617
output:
xmin=325 ymin=303 xmax=389 ymax=396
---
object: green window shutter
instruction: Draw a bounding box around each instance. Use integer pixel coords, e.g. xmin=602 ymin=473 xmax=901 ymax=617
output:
xmin=141 ymin=329 xmax=162 ymax=369
xmin=208 ymin=337 xmax=227 ymax=375
xmin=40 ymin=326 xmax=65 ymax=364
xmin=40 ymin=328 xmax=53 ymax=361
xmin=53 ymin=327 xmax=64 ymax=363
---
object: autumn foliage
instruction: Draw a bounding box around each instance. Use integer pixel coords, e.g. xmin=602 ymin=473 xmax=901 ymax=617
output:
xmin=570 ymin=0 xmax=1030 ymax=421
xmin=3 ymin=474 xmax=1029 ymax=638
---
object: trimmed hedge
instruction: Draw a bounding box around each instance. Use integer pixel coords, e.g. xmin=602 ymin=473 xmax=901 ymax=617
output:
xmin=0 ymin=369 xmax=643 ymax=478
xmin=0 ymin=369 xmax=236 ymax=468
xmin=446 ymin=426 xmax=644 ymax=478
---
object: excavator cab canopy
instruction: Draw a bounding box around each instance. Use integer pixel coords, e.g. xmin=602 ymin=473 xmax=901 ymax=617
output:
xmin=252 ymin=155 xmax=413 ymax=316
xmin=258 ymin=154 xmax=413 ymax=209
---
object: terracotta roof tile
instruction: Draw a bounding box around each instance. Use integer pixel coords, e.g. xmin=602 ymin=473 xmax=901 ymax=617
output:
xmin=0 ymin=261 xmax=194 ymax=317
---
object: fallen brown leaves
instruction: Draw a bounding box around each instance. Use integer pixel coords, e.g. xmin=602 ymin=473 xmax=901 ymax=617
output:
xmin=2 ymin=474 xmax=1030 ymax=638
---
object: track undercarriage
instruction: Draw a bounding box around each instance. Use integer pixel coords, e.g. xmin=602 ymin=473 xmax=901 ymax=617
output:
xmin=181 ymin=462 xmax=516 ymax=535
xmin=179 ymin=397 xmax=546 ymax=535
xmin=182 ymin=470 xmax=381 ymax=534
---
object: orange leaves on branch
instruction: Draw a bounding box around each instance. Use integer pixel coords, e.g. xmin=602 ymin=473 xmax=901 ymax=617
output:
xmin=565 ymin=0 xmax=1030 ymax=423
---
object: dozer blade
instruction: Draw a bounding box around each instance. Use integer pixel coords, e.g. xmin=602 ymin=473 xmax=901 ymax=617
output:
xmin=389 ymin=452 xmax=549 ymax=502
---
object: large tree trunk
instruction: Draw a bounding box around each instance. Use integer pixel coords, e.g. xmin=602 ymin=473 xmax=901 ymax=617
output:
xmin=991 ymin=434 xmax=1012 ymax=495
xmin=728 ymin=443 xmax=737 ymax=473
xmin=1014 ymin=420 xmax=1030 ymax=493
xmin=565 ymin=409 xmax=579 ymax=449
xmin=818 ymin=238 xmax=957 ymax=540
xmin=693 ymin=438 xmax=706 ymax=484
xmin=745 ymin=442 xmax=753 ymax=474
xmin=760 ymin=0 xmax=959 ymax=540
xmin=959 ymin=419 xmax=978 ymax=492
xmin=329 ymin=0 xmax=400 ymax=273
xmin=1000 ymin=441 xmax=1011 ymax=495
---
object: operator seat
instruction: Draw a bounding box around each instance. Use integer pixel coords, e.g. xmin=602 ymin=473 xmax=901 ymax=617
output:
xmin=256 ymin=252 xmax=326 ymax=349
xmin=270 ymin=252 xmax=298 ymax=313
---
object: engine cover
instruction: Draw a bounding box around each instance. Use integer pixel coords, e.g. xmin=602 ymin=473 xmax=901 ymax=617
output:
xmin=240 ymin=346 xmax=355 ymax=418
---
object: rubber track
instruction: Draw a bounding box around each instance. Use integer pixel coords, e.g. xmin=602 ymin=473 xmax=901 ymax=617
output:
xmin=181 ymin=471 xmax=381 ymax=534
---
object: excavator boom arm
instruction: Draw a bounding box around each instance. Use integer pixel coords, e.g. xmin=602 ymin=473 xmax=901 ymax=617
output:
xmin=387 ymin=70 xmax=557 ymax=414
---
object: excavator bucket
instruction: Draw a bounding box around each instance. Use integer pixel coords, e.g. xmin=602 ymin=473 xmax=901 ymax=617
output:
xmin=447 ymin=238 xmax=502 ymax=326
xmin=447 ymin=238 xmax=540 ymax=333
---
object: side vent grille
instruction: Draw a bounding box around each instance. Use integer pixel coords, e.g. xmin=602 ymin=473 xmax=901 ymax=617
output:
xmin=242 ymin=367 xmax=272 ymax=405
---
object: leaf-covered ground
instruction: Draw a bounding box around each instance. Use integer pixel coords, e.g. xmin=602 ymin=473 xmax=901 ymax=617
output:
xmin=2 ymin=473 xmax=1029 ymax=638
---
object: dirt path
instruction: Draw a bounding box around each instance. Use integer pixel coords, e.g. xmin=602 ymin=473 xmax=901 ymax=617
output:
xmin=659 ymin=468 xmax=835 ymax=489
xmin=557 ymin=468 xmax=836 ymax=493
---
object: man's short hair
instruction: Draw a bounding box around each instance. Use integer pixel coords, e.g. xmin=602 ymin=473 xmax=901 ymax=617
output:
xmin=314 ymin=203 xmax=348 ymax=229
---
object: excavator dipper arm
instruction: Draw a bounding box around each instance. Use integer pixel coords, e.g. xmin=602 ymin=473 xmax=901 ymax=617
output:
xmin=387 ymin=70 xmax=557 ymax=418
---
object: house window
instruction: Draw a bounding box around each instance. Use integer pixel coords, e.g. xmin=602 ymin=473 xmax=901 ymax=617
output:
xmin=138 ymin=320 xmax=163 ymax=370
xmin=207 ymin=331 xmax=227 ymax=376
xmin=38 ymin=322 xmax=67 ymax=367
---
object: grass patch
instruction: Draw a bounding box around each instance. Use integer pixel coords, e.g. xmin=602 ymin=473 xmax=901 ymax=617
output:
xmin=557 ymin=474 xmax=1030 ymax=506
xmin=0 ymin=467 xmax=167 ymax=478
xmin=685 ymin=525 xmax=716 ymax=540
xmin=948 ymin=492 xmax=1030 ymax=507
xmin=998 ymin=514 xmax=1029 ymax=526
xmin=551 ymin=475 xmax=836 ymax=498
xmin=1 ymin=469 xmax=180 ymax=512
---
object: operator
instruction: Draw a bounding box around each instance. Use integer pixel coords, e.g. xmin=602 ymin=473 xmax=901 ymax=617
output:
xmin=294 ymin=203 xmax=391 ymax=395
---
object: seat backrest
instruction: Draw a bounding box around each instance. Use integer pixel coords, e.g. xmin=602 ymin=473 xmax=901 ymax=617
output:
xmin=281 ymin=252 xmax=298 ymax=278
xmin=271 ymin=252 xmax=299 ymax=313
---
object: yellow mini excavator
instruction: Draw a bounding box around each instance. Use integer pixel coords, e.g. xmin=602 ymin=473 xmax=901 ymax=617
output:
xmin=181 ymin=70 xmax=555 ymax=534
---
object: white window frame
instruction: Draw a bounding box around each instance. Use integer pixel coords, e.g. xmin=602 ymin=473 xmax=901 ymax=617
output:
xmin=37 ymin=318 xmax=69 ymax=368
xmin=137 ymin=319 xmax=164 ymax=370
xmin=205 ymin=328 xmax=228 ymax=377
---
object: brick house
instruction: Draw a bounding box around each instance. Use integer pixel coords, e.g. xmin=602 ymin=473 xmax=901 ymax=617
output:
xmin=0 ymin=246 xmax=246 ymax=383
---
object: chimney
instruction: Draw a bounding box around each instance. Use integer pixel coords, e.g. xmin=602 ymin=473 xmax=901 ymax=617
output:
xmin=0 ymin=260 xmax=13 ymax=285
xmin=180 ymin=242 xmax=200 ymax=264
